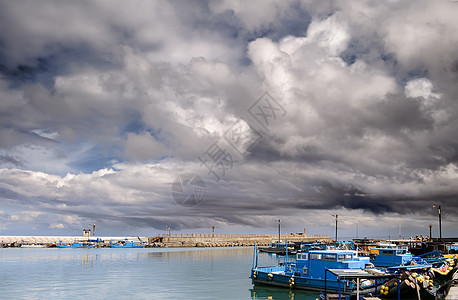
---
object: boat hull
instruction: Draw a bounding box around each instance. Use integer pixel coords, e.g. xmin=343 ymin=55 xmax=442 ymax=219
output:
xmin=251 ymin=267 xmax=374 ymax=295
xmin=258 ymin=248 xmax=296 ymax=255
xmin=110 ymin=240 xmax=145 ymax=248
xmin=110 ymin=244 xmax=143 ymax=248
xmin=57 ymin=244 xmax=94 ymax=248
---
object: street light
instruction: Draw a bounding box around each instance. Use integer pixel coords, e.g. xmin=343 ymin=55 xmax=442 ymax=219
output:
xmin=433 ymin=205 xmax=442 ymax=240
xmin=331 ymin=214 xmax=338 ymax=242
xmin=166 ymin=225 xmax=171 ymax=237
xmin=275 ymin=219 xmax=281 ymax=243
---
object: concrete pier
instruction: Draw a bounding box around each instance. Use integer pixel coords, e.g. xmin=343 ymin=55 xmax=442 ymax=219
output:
xmin=1 ymin=233 xmax=330 ymax=247
xmin=445 ymin=269 xmax=458 ymax=299
xmin=149 ymin=233 xmax=331 ymax=247
xmin=0 ymin=236 xmax=148 ymax=246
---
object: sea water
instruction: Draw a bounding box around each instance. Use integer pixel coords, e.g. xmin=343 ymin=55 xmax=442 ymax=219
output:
xmin=0 ymin=247 xmax=320 ymax=299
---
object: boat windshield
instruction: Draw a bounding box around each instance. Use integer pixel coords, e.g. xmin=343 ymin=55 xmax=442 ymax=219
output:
xmin=297 ymin=253 xmax=308 ymax=260
xmin=310 ymin=253 xmax=336 ymax=261
xmin=338 ymin=254 xmax=353 ymax=261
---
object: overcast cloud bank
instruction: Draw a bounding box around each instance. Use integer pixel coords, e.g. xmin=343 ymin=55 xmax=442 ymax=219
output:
xmin=0 ymin=0 xmax=457 ymax=237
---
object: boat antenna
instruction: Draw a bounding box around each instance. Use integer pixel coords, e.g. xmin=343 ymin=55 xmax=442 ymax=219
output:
xmin=275 ymin=219 xmax=281 ymax=243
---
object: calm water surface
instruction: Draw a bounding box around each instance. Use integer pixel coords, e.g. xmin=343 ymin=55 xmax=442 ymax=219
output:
xmin=0 ymin=247 xmax=320 ymax=299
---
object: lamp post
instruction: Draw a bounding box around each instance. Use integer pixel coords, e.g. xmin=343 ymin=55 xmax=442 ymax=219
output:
xmin=433 ymin=205 xmax=442 ymax=240
xmin=275 ymin=219 xmax=281 ymax=243
xmin=166 ymin=225 xmax=171 ymax=237
xmin=332 ymin=214 xmax=338 ymax=242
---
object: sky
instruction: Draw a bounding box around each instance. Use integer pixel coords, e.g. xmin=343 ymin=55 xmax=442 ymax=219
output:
xmin=0 ymin=0 xmax=457 ymax=239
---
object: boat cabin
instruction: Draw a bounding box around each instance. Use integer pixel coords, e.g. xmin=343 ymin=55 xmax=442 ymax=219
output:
xmin=295 ymin=250 xmax=371 ymax=280
xmin=371 ymin=247 xmax=413 ymax=267
xmin=251 ymin=247 xmax=382 ymax=293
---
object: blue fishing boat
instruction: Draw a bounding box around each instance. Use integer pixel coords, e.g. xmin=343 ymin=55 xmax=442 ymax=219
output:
xmin=371 ymin=250 xmax=458 ymax=299
xmin=251 ymin=244 xmax=392 ymax=296
xmin=297 ymin=242 xmax=329 ymax=252
xmin=371 ymin=246 xmax=419 ymax=267
xmin=258 ymin=242 xmax=296 ymax=255
xmin=110 ymin=238 xmax=145 ymax=248
xmin=57 ymin=240 xmax=100 ymax=248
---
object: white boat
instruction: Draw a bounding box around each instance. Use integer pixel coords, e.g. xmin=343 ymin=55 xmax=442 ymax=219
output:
xmin=20 ymin=243 xmax=47 ymax=248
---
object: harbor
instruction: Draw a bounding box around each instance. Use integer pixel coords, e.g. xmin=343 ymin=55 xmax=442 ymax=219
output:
xmin=251 ymin=243 xmax=458 ymax=299
xmin=2 ymin=230 xmax=458 ymax=299
xmin=0 ymin=246 xmax=266 ymax=300
xmin=0 ymin=232 xmax=330 ymax=248
xmin=1 ymin=241 xmax=458 ymax=300
xmin=2 ymin=0 xmax=458 ymax=299
xmin=2 ymin=224 xmax=458 ymax=298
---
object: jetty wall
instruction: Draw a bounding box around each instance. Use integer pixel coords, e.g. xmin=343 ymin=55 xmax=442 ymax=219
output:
xmin=0 ymin=236 xmax=148 ymax=245
xmin=149 ymin=233 xmax=331 ymax=247
xmin=1 ymin=233 xmax=331 ymax=247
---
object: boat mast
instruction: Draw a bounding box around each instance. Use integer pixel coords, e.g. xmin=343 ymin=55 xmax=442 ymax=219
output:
xmin=275 ymin=219 xmax=281 ymax=243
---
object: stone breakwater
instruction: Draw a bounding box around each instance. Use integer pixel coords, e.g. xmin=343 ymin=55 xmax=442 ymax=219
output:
xmin=148 ymin=233 xmax=331 ymax=248
xmin=0 ymin=236 xmax=148 ymax=247
xmin=1 ymin=233 xmax=330 ymax=248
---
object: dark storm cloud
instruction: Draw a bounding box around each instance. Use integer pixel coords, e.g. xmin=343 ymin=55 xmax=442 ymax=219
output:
xmin=0 ymin=154 xmax=23 ymax=168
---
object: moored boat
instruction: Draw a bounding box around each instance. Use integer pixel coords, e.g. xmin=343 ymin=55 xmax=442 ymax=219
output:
xmin=258 ymin=242 xmax=296 ymax=255
xmin=378 ymin=253 xmax=458 ymax=299
xmin=110 ymin=238 xmax=145 ymax=248
xmin=251 ymin=244 xmax=392 ymax=297
xmin=371 ymin=246 xmax=421 ymax=267
xmin=20 ymin=243 xmax=47 ymax=248
xmin=57 ymin=238 xmax=102 ymax=248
